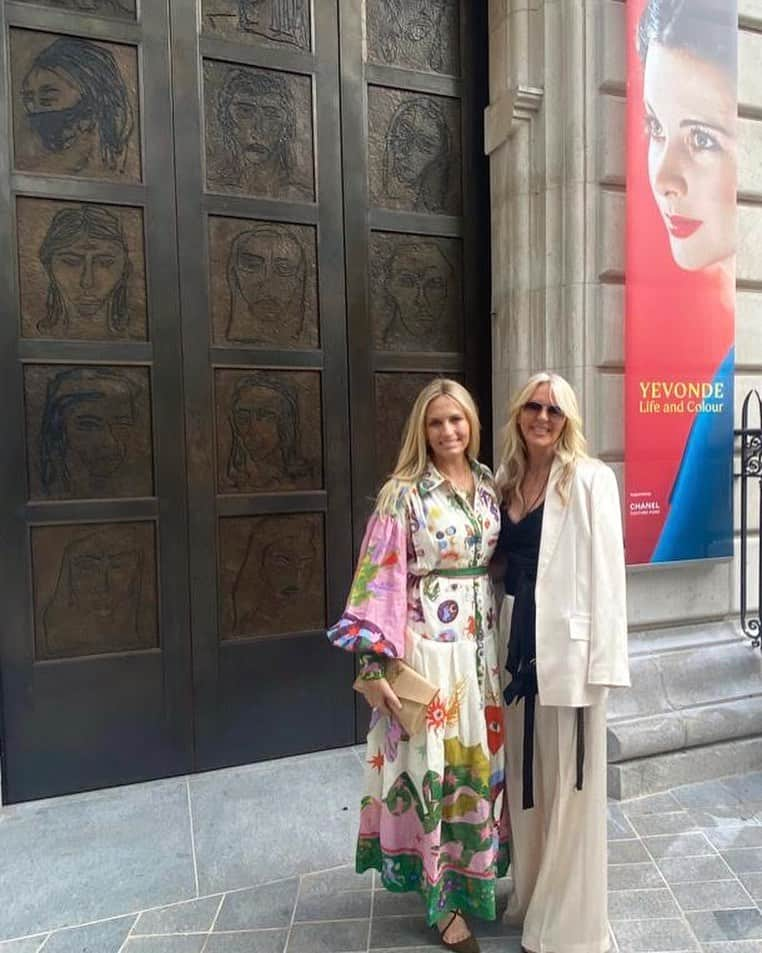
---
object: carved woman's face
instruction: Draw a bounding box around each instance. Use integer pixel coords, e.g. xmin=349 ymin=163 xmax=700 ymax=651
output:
xmin=229 ymin=86 xmax=289 ymax=165
xmin=400 ymin=0 xmax=442 ymax=42
xmin=50 ymin=235 xmax=126 ymax=320
xmin=234 ymin=230 xmax=304 ymax=326
xmin=22 ymin=66 xmax=91 ymax=154
xmin=387 ymin=245 xmax=450 ymax=338
xmin=389 ymin=103 xmax=445 ymax=186
xmin=233 ymin=385 xmax=287 ymax=461
xmin=63 ymin=390 xmax=134 ymax=479
xmin=261 ymin=531 xmax=314 ymax=600
xmin=67 ymin=534 xmax=140 ymax=616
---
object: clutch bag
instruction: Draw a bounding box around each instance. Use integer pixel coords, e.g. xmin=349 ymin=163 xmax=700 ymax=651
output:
xmin=354 ymin=658 xmax=438 ymax=736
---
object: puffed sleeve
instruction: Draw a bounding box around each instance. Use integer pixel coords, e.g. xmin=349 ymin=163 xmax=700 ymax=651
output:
xmin=326 ymin=495 xmax=409 ymax=661
xmin=587 ymin=464 xmax=631 ymax=687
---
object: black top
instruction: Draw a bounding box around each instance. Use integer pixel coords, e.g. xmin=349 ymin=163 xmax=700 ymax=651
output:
xmin=497 ymin=504 xmax=543 ymax=808
xmin=496 ymin=500 xmax=585 ymax=809
xmin=497 ymin=502 xmax=543 ymax=715
xmin=499 ymin=502 xmax=543 ymax=594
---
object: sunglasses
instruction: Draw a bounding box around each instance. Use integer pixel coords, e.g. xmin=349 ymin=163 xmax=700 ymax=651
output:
xmin=522 ymin=400 xmax=565 ymax=419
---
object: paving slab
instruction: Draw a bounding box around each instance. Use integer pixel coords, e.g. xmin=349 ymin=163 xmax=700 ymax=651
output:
xmin=671 ymin=880 xmax=755 ymax=913
xmin=477 ymin=942 xmax=524 ymax=953
xmin=721 ymin=773 xmax=762 ymax=803
xmin=688 ymin=806 xmax=762 ymax=829
xmin=41 ymin=916 xmax=134 ymax=952
xmin=699 ymin=943 xmax=762 ymax=953
xmin=706 ymin=826 xmax=762 ymax=850
xmin=608 ymin=863 xmax=665 ymax=891
xmin=287 ymin=918 xmax=369 ymax=952
xmin=368 ymin=947 xmax=440 ymax=953
xmin=371 ymin=890 xmax=426 ymax=918
xmin=609 ymin=803 xmax=638 ymax=840
xmin=672 ymin=780 xmax=745 ymax=811
xmin=607 ymin=888 xmax=681 ymax=920
xmin=0 ymin=941 xmax=47 ymax=953
xmin=214 ymin=880 xmax=298 ymax=931
xmin=628 ymin=811 xmax=698 ymax=837
xmin=611 ymin=918 xmax=699 ymax=952
xmin=621 ymin=792 xmax=683 ymax=816
xmin=658 ymin=854 xmax=735 ymax=885
xmin=738 ymin=871 xmax=762 ymax=900
xmin=0 ymin=779 xmax=195 ymax=941
xmin=609 ymin=840 xmax=651 ymax=864
xmin=204 ymin=931 xmax=288 ymax=953
xmin=686 ymin=908 xmax=762 ymax=942
xmin=189 ymin=750 xmax=363 ymax=895
xmin=132 ymin=897 xmax=220 ymax=935
xmin=122 ymin=937 xmax=206 ymax=953
xmin=721 ymin=848 xmax=762 ymax=875
xmin=294 ymin=889 xmax=371 ymax=922
xmin=642 ymin=832 xmax=714 ymax=859
xmin=369 ymin=916 xmax=436 ymax=949
xmin=299 ymin=868 xmax=373 ymax=897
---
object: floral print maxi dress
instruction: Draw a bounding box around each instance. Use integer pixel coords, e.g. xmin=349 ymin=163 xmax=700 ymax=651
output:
xmin=327 ymin=461 xmax=510 ymax=924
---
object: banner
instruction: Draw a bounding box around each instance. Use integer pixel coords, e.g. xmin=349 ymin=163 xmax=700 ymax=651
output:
xmin=625 ymin=0 xmax=737 ymax=564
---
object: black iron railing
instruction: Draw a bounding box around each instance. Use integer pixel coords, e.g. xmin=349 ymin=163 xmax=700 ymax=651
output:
xmin=736 ymin=389 xmax=762 ymax=649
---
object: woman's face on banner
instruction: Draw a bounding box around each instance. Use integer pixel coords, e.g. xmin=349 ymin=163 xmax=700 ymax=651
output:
xmin=643 ymin=43 xmax=737 ymax=272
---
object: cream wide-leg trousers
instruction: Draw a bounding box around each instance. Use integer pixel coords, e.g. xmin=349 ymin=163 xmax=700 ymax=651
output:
xmin=502 ymin=697 xmax=610 ymax=953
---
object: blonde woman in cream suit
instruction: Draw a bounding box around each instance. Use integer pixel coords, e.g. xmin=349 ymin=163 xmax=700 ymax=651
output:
xmin=494 ymin=372 xmax=629 ymax=953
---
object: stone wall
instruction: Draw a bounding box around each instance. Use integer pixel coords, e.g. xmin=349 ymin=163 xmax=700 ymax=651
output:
xmin=486 ymin=0 xmax=762 ymax=797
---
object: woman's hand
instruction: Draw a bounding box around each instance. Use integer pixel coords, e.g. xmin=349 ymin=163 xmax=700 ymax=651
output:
xmin=361 ymin=677 xmax=402 ymax=718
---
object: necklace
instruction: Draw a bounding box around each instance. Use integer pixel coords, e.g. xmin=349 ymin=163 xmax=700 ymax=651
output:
xmin=520 ymin=467 xmax=551 ymax=517
xmin=451 ymin=472 xmax=474 ymax=492
xmin=445 ymin=468 xmax=475 ymax=500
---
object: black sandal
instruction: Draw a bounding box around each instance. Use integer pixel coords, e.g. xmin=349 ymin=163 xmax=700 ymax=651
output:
xmin=437 ymin=909 xmax=480 ymax=953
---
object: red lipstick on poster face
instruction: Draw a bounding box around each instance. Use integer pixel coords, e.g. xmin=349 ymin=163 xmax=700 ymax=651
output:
xmin=666 ymin=214 xmax=703 ymax=239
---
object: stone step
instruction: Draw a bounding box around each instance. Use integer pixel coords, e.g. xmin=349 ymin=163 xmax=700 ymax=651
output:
xmin=608 ymin=696 xmax=762 ymax=762
xmin=608 ymin=634 xmax=762 ymax=725
xmin=605 ymin=626 xmax=762 ymax=799
xmin=607 ymin=735 xmax=762 ymax=800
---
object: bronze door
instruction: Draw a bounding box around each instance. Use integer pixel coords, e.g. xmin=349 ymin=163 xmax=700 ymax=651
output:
xmin=340 ymin=0 xmax=491 ymax=532
xmin=0 ymin=0 xmax=489 ymax=799
xmin=0 ymin=0 xmax=194 ymax=801
xmin=171 ymin=0 xmax=356 ymax=770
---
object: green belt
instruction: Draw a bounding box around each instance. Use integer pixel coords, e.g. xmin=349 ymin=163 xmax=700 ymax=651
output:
xmin=430 ymin=566 xmax=489 ymax=578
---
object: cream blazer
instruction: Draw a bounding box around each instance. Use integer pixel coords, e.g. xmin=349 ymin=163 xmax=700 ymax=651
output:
xmin=502 ymin=456 xmax=630 ymax=707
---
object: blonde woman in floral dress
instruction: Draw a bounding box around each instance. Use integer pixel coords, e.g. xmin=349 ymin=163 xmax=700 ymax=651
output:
xmin=327 ymin=379 xmax=509 ymax=953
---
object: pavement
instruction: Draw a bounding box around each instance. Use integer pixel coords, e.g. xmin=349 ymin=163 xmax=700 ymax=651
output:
xmin=1 ymin=745 xmax=762 ymax=952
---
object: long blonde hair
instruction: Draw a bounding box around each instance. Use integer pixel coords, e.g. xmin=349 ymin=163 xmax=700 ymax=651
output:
xmin=496 ymin=372 xmax=587 ymax=507
xmin=376 ymin=378 xmax=481 ymax=514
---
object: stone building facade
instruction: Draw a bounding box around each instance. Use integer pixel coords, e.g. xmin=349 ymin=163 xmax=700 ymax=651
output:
xmin=486 ymin=0 xmax=762 ymax=797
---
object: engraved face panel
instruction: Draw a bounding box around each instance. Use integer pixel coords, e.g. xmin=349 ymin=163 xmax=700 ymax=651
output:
xmin=18 ymin=198 xmax=147 ymax=341
xmin=209 ymin=217 xmax=318 ymax=348
xmin=216 ymin=369 xmax=322 ymax=493
xmin=366 ymin=0 xmax=459 ymax=75
xmin=11 ymin=30 xmax=141 ymax=181
xmin=15 ymin=0 xmax=136 ymax=17
xmin=368 ymin=88 xmax=461 ymax=215
xmin=32 ymin=521 xmax=157 ymax=660
xmin=204 ymin=61 xmax=314 ymax=201
xmin=374 ymin=372 xmax=463 ymax=483
xmin=202 ymin=0 xmax=310 ymax=50
xmin=219 ymin=513 xmax=325 ymax=639
xmin=370 ymin=232 xmax=462 ymax=351
xmin=25 ymin=365 xmax=153 ymax=501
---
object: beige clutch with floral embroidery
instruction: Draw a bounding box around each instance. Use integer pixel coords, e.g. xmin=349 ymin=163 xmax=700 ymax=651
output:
xmin=354 ymin=659 xmax=438 ymax=736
